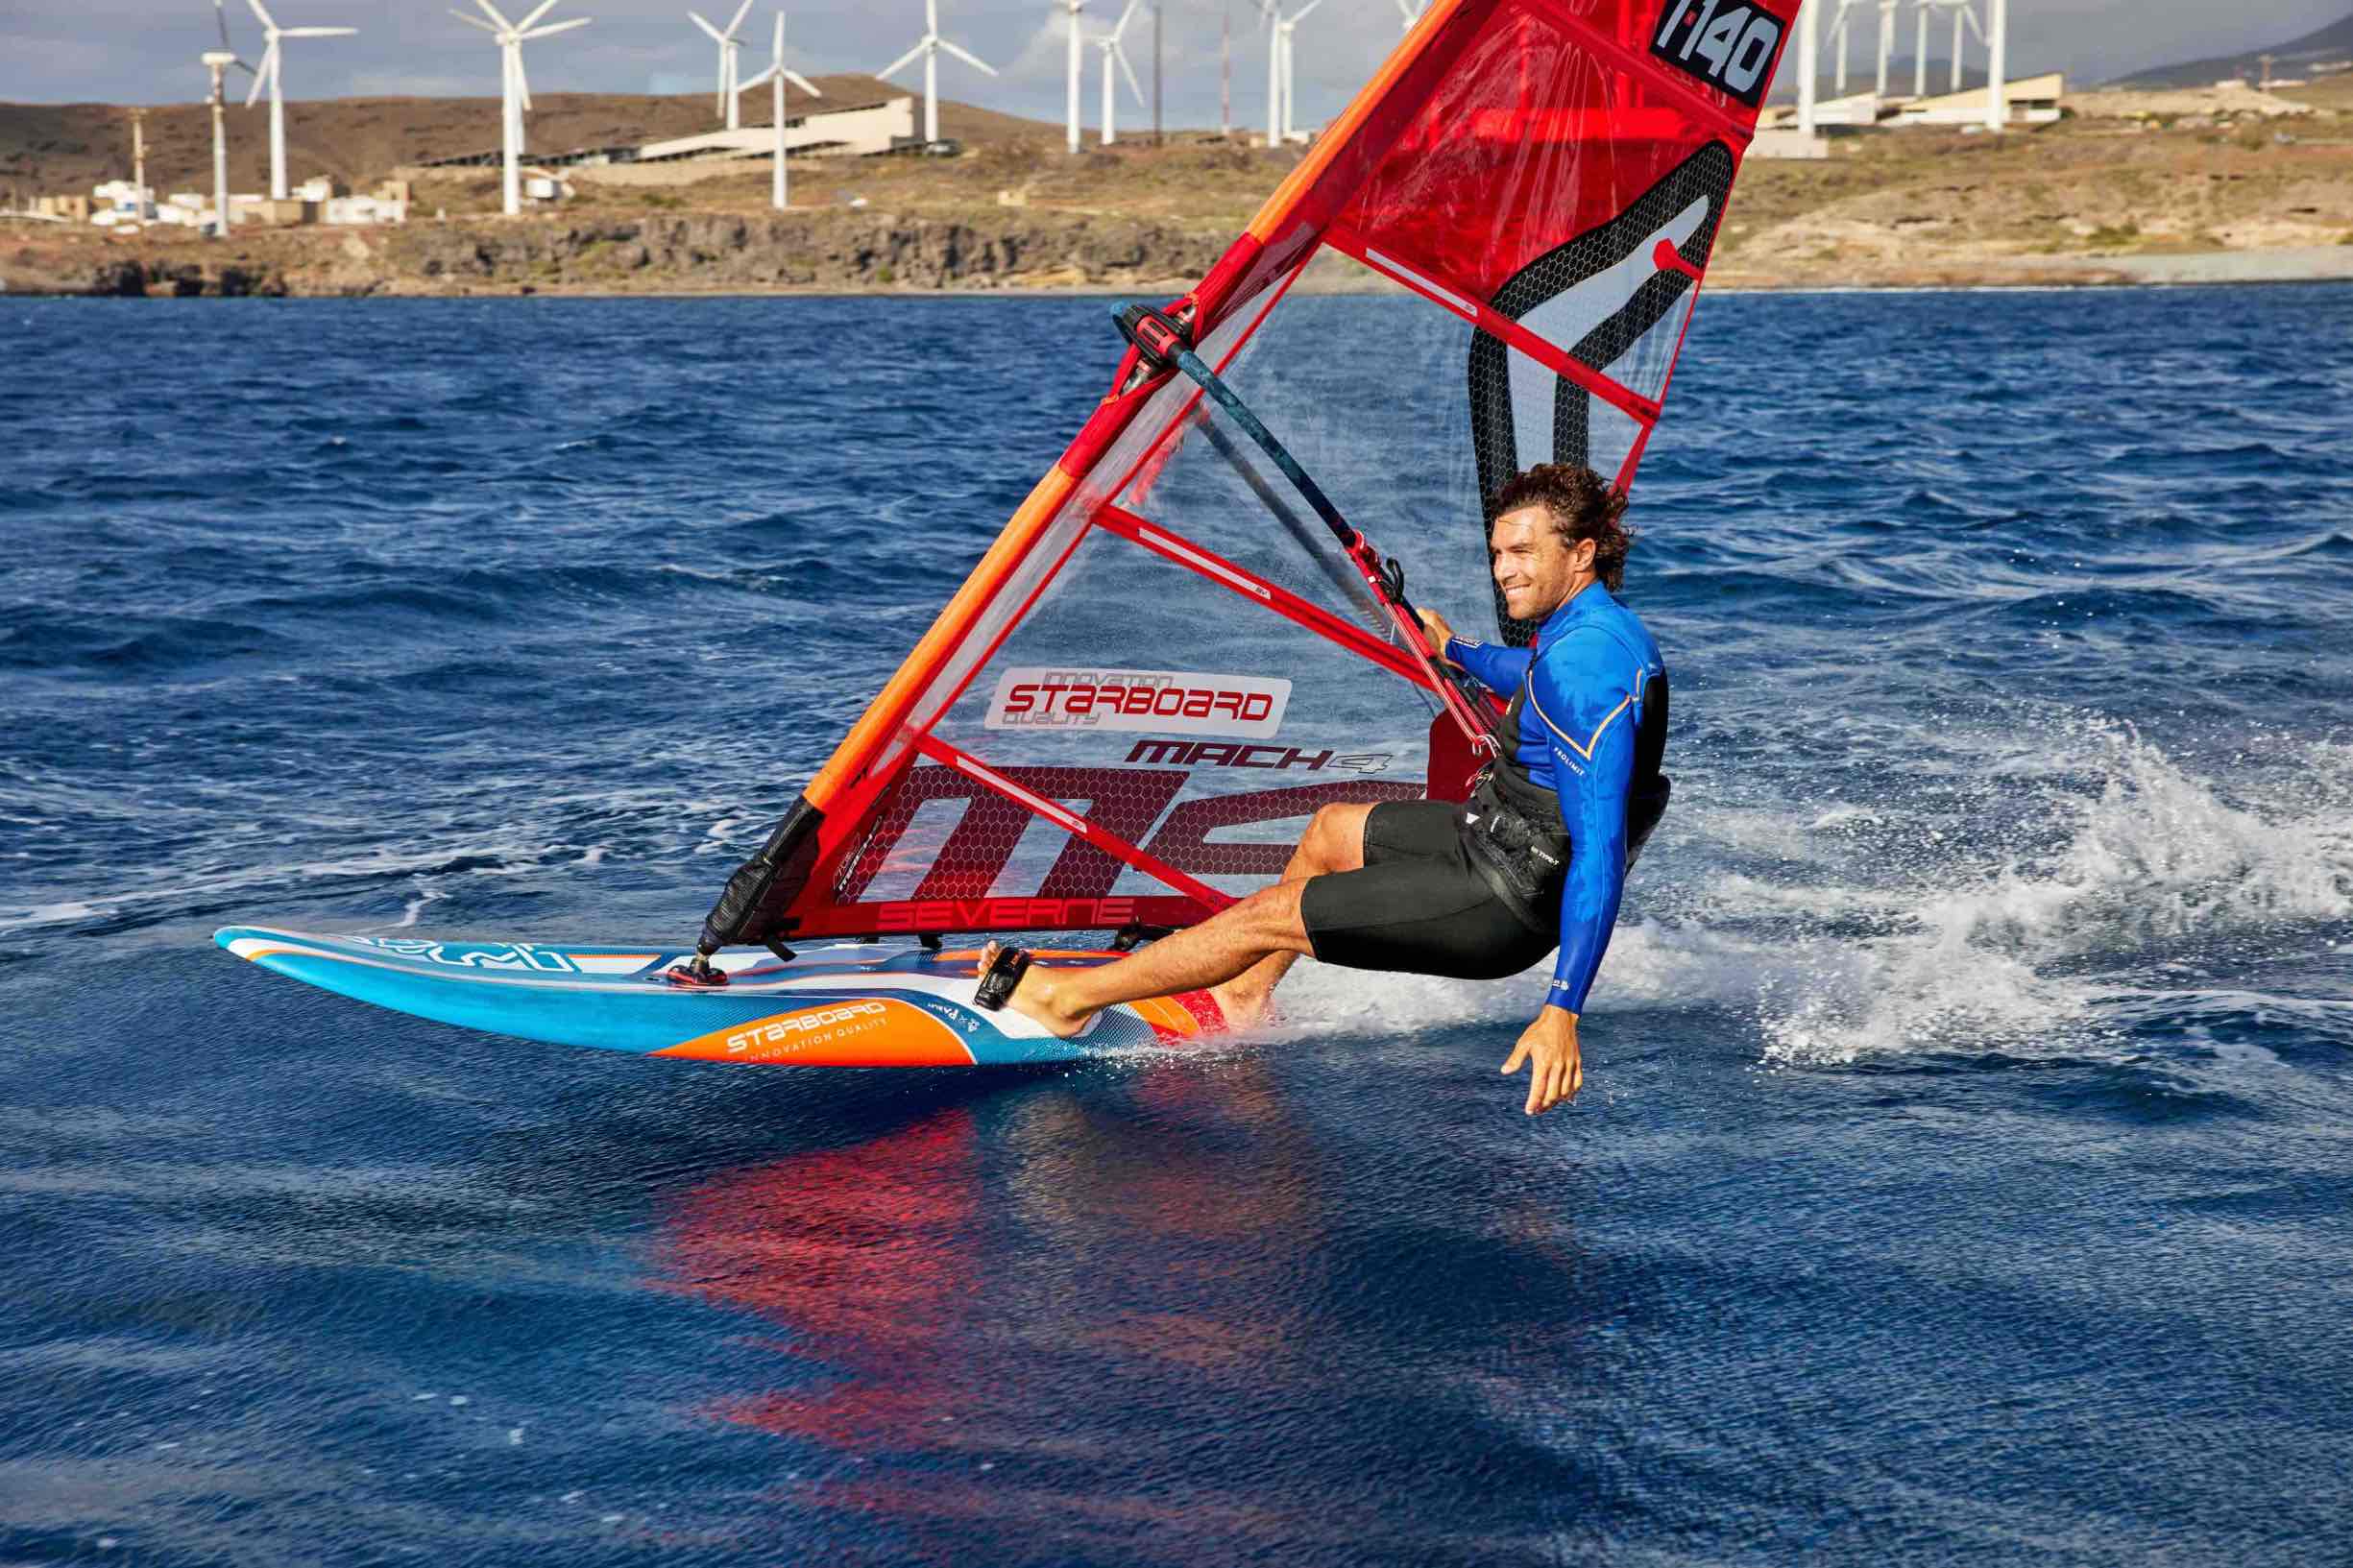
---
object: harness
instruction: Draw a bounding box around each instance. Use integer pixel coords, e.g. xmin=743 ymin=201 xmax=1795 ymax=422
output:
xmin=1460 ymin=666 xmax=1674 ymax=930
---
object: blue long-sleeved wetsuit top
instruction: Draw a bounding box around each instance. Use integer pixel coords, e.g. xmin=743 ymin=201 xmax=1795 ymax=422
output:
xmin=1444 ymin=586 xmax=1665 ymax=1014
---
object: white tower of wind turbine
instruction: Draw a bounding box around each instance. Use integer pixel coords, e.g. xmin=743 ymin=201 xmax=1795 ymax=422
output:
xmin=205 ymin=3 xmax=258 ymax=233
xmin=452 ymin=1 xmax=593 ymax=219
xmin=1273 ymin=0 xmax=1323 ymax=147
xmin=1983 ymin=0 xmax=2007 ymax=133
xmin=200 ymin=51 xmax=239 ymax=237
xmin=242 ymin=1 xmax=357 ymax=202
xmin=1260 ymin=0 xmax=1278 ymax=148
xmin=1094 ymin=0 xmax=1146 ymax=147
xmin=1825 ymin=0 xmax=1862 ymax=94
xmin=1060 ymin=0 xmax=1088 ymax=155
xmin=738 ymin=12 xmax=820 ymax=208
xmin=689 ymin=2 xmax=756 ymax=130
xmin=878 ymin=0 xmax=998 ymax=149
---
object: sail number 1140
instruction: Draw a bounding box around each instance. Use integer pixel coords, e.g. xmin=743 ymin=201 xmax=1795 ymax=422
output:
xmin=1650 ymin=0 xmax=1786 ymax=109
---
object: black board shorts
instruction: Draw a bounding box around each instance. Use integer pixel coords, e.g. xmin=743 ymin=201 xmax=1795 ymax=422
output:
xmin=1299 ymin=800 xmax=1559 ymax=981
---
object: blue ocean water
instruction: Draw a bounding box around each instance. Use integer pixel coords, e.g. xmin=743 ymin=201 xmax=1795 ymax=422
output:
xmin=4 ymin=285 xmax=2352 ymax=1566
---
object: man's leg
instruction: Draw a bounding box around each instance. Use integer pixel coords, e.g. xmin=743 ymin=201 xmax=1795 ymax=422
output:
xmin=1207 ymin=801 xmax=1372 ymax=1025
xmin=988 ymin=802 xmax=1374 ymax=1037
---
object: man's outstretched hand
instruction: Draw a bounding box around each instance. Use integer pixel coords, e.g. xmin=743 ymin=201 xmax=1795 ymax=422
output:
xmin=1502 ymin=1006 xmax=1584 ymax=1116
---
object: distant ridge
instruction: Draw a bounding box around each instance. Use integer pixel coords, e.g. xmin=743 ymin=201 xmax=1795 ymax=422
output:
xmin=2111 ymin=10 xmax=2353 ymax=88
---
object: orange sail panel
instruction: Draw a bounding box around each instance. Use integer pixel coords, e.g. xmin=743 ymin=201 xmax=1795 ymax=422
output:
xmin=698 ymin=0 xmax=1796 ymax=950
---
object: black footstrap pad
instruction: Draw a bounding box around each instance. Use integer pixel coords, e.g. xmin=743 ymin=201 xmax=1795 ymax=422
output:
xmin=973 ymin=947 xmax=1032 ymax=1013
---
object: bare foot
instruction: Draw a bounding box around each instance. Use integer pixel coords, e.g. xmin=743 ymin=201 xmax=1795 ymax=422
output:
xmin=978 ymin=941 xmax=1093 ymax=1039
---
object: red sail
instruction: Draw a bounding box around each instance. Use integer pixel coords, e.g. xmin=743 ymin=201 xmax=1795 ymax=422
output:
xmin=706 ymin=0 xmax=1798 ymax=948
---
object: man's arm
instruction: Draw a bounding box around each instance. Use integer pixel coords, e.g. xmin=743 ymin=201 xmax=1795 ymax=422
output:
xmin=1530 ymin=634 xmax=1637 ymax=1017
xmin=1415 ymin=608 xmax=1533 ymax=696
xmin=1498 ymin=637 xmax=1637 ymax=1116
xmin=1446 ymin=637 xmax=1534 ymax=698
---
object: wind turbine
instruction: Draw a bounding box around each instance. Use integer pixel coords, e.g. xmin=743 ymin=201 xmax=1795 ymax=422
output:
xmin=1060 ymin=0 xmax=1087 ymax=155
xmin=877 ymin=0 xmax=997 ymax=149
xmin=1273 ymin=0 xmax=1322 ymax=146
xmin=689 ymin=1 xmax=756 ymax=130
xmin=242 ymin=1 xmax=357 ymax=202
xmin=452 ymin=1 xmax=594 ymax=218
xmin=738 ymin=11 xmax=820 ymax=208
xmin=1094 ymin=0 xmax=1145 ymax=147
xmin=206 ymin=1 xmax=257 ymax=230
xmin=200 ymin=50 xmax=239 ymax=236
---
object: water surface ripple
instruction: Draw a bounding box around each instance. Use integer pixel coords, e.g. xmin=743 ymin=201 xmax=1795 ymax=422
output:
xmin=3 ymin=288 xmax=2351 ymax=1566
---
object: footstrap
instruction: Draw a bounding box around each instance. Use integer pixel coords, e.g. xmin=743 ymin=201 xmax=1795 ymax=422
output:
xmin=973 ymin=946 xmax=1032 ymax=1013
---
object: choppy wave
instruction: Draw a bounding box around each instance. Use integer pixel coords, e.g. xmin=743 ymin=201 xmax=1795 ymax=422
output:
xmin=1651 ymin=720 xmax=2353 ymax=1065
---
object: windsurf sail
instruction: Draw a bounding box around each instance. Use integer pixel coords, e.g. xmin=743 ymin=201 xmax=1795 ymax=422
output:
xmin=697 ymin=0 xmax=1798 ymax=956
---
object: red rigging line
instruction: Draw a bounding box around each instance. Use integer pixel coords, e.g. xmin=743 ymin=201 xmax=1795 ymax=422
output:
xmin=688 ymin=0 xmax=1798 ymax=960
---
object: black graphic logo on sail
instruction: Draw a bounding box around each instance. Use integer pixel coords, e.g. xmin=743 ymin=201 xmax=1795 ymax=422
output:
xmin=1649 ymin=2 xmax=1788 ymax=109
xmin=1467 ymin=142 xmax=1734 ymax=645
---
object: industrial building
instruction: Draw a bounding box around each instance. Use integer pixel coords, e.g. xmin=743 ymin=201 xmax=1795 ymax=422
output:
xmin=415 ymin=93 xmax=920 ymax=175
xmin=1896 ymin=72 xmax=2064 ymax=126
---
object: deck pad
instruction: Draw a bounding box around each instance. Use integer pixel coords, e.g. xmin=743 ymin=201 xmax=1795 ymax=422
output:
xmin=214 ymin=927 xmax=1219 ymax=1066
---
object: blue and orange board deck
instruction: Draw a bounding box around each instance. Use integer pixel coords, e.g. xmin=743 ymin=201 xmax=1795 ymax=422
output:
xmin=214 ymin=927 xmax=1222 ymax=1066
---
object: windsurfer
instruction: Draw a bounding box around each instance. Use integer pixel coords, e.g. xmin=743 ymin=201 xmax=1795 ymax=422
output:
xmin=979 ymin=463 xmax=1671 ymax=1116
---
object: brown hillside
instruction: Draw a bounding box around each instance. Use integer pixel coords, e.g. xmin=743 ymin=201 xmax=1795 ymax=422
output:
xmin=0 ymin=78 xmax=1059 ymax=200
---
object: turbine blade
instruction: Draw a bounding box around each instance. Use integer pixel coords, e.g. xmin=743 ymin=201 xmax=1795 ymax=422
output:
xmin=1292 ymin=0 xmax=1324 ymax=23
xmin=515 ymin=52 xmax=532 ymax=113
xmin=726 ymin=0 xmax=754 ymax=36
xmin=243 ymin=43 xmax=275 ymax=106
xmin=787 ymin=70 xmax=822 ymax=96
xmin=878 ymin=42 xmax=924 ymax=79
xmin=1116 ymin=0 xmax=1142 ymax=36
xmin=473 ymin=0 xmax=515 ymax=33
xmin=690 ymin=12 xmax=725 ymax=42
xmin=282 ymin=27 xmax=357 ymax=37
xmin=1115 ymin=42 xmax=1143 ymax=105
xmin=939 ymin=38 xmax=997 ymax=76
xmin=452 ymin=9 xmax=500 ymax=32
xmin=514 ymin=0 xmax=559 ymax=31
xmin=740 ymin=62 xmax=778 ymax=90
xmin=213 ymin=0 xmax=235 ymax=51
xmin=523 ymin=17 xmax=590 ymax=36
xmin=246 ymin=0 xmax=277 ymax=31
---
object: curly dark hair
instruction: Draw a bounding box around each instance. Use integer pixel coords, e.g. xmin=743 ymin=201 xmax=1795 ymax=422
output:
xmin=1490 ymin=463 xmax=1636 ymax=593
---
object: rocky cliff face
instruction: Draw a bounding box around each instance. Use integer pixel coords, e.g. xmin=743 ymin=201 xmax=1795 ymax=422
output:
xmin=376 ymin=211 xmax=1228 ymax=293
xmin=74 ymin=257 xmax=291 ymax=298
